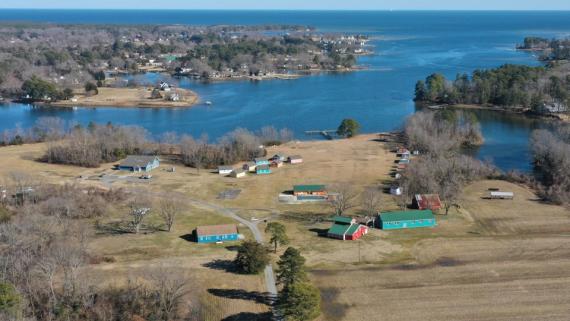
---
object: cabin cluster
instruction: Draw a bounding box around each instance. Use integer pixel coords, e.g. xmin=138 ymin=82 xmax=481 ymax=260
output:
xmin=390 ymin=147 xmax=419 ymax=195
xmin=217 ymin=153 xmax=303 ymax=178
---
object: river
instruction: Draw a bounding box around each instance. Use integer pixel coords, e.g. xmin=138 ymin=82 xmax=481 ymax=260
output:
xmin=1 ymin=10 xmax=570 ymax=171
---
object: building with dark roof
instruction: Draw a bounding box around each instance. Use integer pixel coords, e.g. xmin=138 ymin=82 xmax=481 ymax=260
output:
xmin=195 ymin=224 xmax=239 ymax=243
xmin=118 ymin=156 xmax=160 ymax=172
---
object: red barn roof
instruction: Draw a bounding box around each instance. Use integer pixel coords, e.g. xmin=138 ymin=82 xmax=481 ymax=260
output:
xmin=413 ymin=194 xmax=443 ymax=211
xmin=196 ymin=224 xmax=238 ymax=236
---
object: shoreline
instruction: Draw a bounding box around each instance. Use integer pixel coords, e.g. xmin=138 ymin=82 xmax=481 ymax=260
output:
xmin=48 ymin=87 xmax=199 ymax=109
xmin=430 ymin=103 xmax=570 ymax=124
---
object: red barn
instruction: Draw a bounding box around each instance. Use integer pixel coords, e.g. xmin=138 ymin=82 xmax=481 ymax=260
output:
xmin=412 ymin=194 xmax=443 ymax=211
xmin=327 ymin=216 xmax=369 ymax=241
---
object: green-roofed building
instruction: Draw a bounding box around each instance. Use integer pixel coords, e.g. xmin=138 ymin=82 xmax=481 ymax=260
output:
xmin=378 ymin=210 xmax=436 ymax=230
xmin=293 ymin=184 xmax=327 ymax=201
xmin=327 ymin=216 xmax=368 ymax=241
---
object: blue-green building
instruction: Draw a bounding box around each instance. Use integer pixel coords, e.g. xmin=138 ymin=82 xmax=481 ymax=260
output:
xmin=256 ymin=164 xmax=272 ymax=175
xmin=196 ymin=224 xmax=239 ymax=243
xmin=378 ymin=210 xmax=436 ymax=230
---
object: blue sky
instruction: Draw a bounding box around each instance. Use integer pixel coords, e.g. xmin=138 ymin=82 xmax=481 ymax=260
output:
xmin=1 ymin=0 xmax=570 ymax=10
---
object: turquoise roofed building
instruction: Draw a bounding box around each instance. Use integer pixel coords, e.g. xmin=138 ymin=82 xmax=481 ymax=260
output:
xmin=378 ymin=210 xmax=436 ymax=230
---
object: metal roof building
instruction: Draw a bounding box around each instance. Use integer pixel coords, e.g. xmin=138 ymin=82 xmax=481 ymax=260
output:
xmin=195 ymin=224 xmax=239 ymax=243
xmin=378 ymin=210 xmax=436 ymax=230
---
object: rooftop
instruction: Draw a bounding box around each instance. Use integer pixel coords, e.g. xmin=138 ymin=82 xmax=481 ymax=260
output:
xmin=196 ymin=224 xmax=238 ymax=236
xmin=332 ymin=215 xmax=353 ymax=224
xmin=380 ymin=210 xmax=435 ymax=222
xmin=293 ymin=184 xmax=326 ymax=193
xmin=120 ymin=155 xmax=159 ymax=168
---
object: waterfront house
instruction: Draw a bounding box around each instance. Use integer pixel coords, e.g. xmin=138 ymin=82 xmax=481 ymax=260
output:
xmin=254 ymin=158 xmax=270 ymax=166
xmin=327 ymin=216 xmax=368 ymax=241
xmin=230 ymin=168 xmax=247 ymax=178
xmin=378 ymin=210 xmax=436 ymax=230
xmin=412 ymin=194 xmax=443 ymax=211
xmin=118 ymin=156 xmax=160 ymax=172
xmin=195 ymin=224 xmax=239 ymax=243
xmin=218 ymin=166 xmax=234 ymax=176
xmin=256 ymin=164 xmax=272 ymax=175
xmin=243 ymin=162 xmax=257 ymax=172
xmin=288 ymin=155 xmax=303 ymax=164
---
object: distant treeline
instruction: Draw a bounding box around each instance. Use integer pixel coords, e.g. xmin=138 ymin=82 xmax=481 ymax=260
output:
xmin=0 ymin=117 xmax=294 ymax=168
xmin=414 ymin=64 xmax=570 ymax=112
xmin=0 ymin=23 xmax=361 ymax=98
xmin=518 ymin=37 xmax=570 ymax=61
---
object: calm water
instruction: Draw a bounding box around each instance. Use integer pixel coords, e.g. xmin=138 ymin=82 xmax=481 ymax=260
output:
xmin=1 ymin=10 xmax=570 ymax=171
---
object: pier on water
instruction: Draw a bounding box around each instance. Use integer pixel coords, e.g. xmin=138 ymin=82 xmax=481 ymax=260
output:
xmin=304 ymin=130 xmax=338 ymax=140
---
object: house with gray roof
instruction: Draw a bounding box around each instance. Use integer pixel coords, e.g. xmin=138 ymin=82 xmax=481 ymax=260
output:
xmin=118 ymin=156 xmax=160 ymax=172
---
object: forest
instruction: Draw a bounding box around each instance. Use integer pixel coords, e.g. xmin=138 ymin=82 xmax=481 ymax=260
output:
xmin=414 ymin=64 xmax=570 ymax=112
xmin=0 ymin=23 xmax=364 ymax=98
xmin=517 ymin=36 xmax=570 ymax=61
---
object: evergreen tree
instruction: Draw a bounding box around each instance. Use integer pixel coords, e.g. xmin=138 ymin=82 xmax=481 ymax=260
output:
xmin=337 ymin=118 xmax=360 ymax=138
xmin=277 ymin=282 xmax=321 ymax=321
xmin=414 ymin=80 xmax=427 ymax=101
xmin=234 ymin=240 xmax=270 ymax=274
xmin=276 ymin=247 xmax=307 ymax=288
xmin=21 ymin=76 xmax=59 ymax=101
xmin=265 ymin=222 xmax=289 ymax=253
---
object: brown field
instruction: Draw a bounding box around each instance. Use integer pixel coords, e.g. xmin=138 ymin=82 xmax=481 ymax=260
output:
xmin=50 ymin=87 xmax=198 ymax=108
xmin=2 ymin=136 xmax=568 ymax=320
xmin=0 ymin=134 xmax=397 ymax=320
xmin=312 ymin=180 xmax=570 ymax=321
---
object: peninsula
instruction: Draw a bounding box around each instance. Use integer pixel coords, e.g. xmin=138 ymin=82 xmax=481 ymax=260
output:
xmin=49 ymin=87 xmax=198 ymax=108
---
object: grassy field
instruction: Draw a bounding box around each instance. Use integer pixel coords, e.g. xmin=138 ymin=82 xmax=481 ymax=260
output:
xmin=312 ymin=180 xmax=570 ymax=321
xmin=3 ymin=137 xmax=568 ymax=320
xmin=0 ymin=135 xmax=398 ymax=320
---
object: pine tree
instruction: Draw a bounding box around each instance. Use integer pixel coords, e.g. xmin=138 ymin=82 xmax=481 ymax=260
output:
xmin=276 ymin=247 xmax=307 ymax=288
xmin=265 ymin=222 xmax=289 ymax=253
xmin=234 ymin=240 xmax=269 ymax=274
xmin=277 ymin=282 xmax=321 ymax=321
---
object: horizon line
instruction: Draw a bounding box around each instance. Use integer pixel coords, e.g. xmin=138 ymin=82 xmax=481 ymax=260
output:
xmin=2 ymin=8 xmax=570 ymax=11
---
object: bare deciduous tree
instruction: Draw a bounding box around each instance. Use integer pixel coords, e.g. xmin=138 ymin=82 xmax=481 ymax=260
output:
xmin=329 ymin=183 xmax=359 ymax=216
xmin=129 ymin=197 xmax=152 ymax=234
xmin=158 ymin=199 xmax=183 ymax=232
xmin=361 ymin=187 xmax=383 ymax=217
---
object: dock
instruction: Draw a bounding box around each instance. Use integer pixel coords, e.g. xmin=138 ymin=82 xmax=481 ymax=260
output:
xmin=304 ymin=130 xmax=337 ymax=140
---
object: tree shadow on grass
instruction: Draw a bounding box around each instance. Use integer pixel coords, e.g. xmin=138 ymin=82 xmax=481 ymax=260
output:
xmin=220 ymin=312 xmax=273 ymax=321
xmin=320 ymin=287 xmax=350 ymax=321
xmin=309 ymin=228 xmax=329 ymax=238
xmin=95 ymin=221 xmax=132 ymax=235
xmin=208 ymin=288 xmax=273 ymax=306
xmin=202 ymin=259 xmax=238 ymax=273
xmin=225 ymin=245 xmax=240 ymax=252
